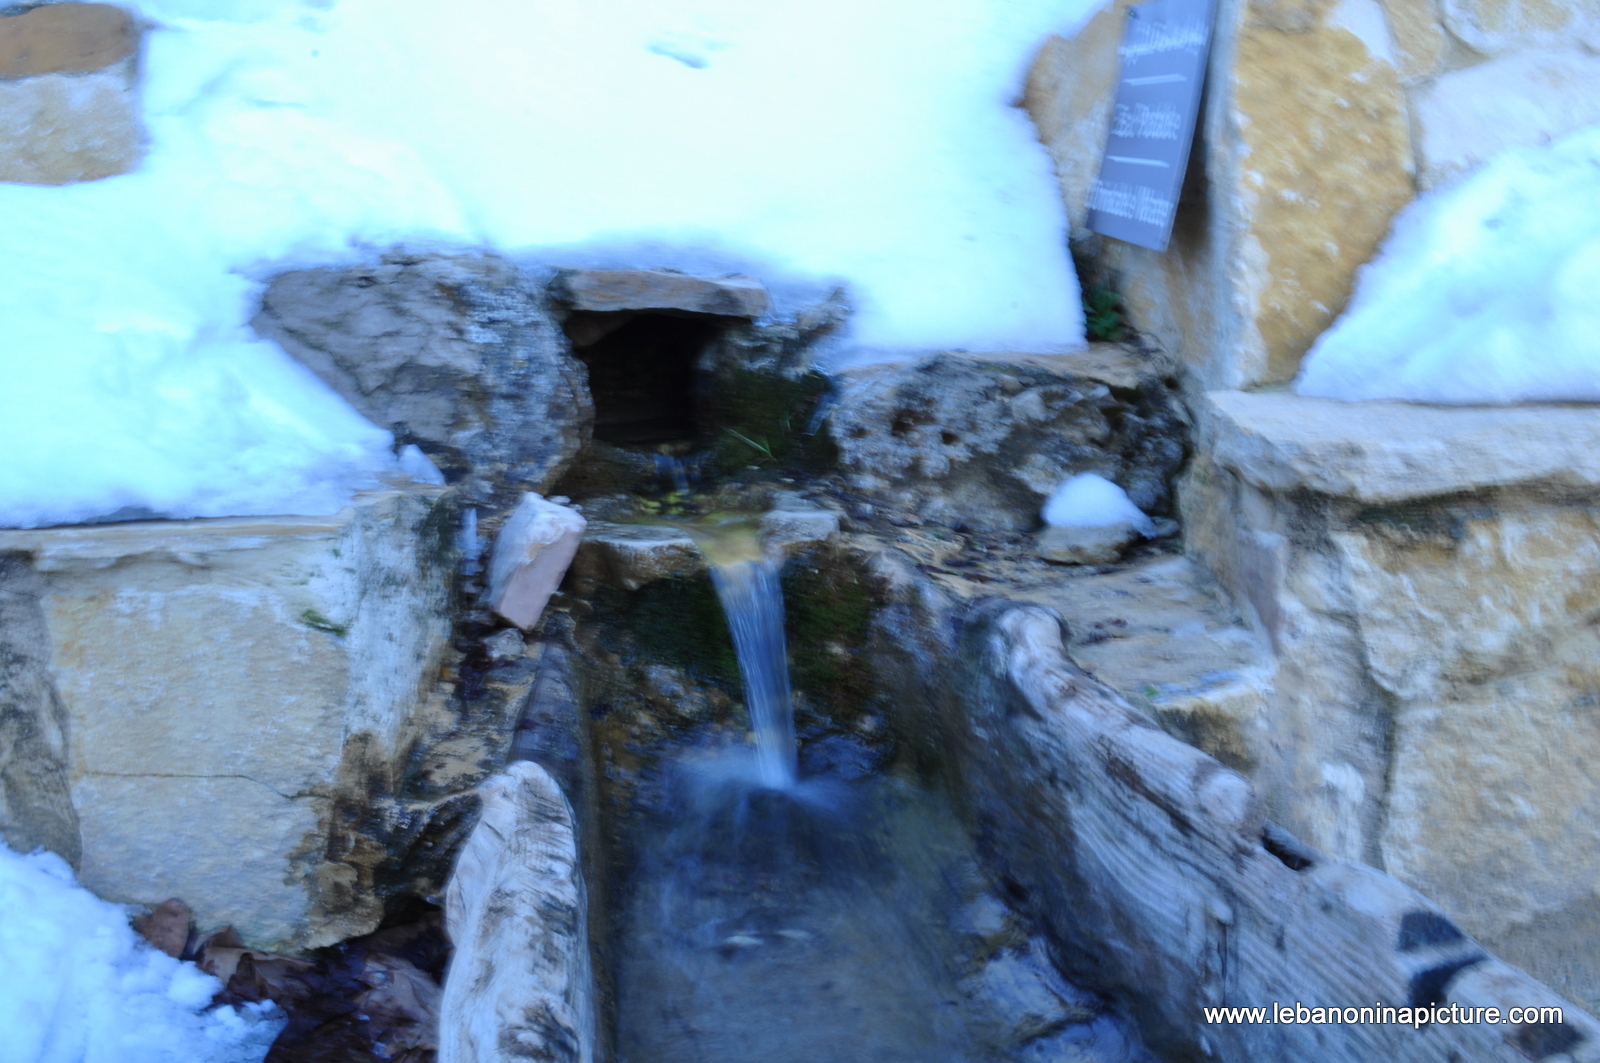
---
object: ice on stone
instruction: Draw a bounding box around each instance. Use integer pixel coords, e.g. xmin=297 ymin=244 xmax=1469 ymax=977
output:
xmin=1041 ymin=473 xmax=1156 ymax=535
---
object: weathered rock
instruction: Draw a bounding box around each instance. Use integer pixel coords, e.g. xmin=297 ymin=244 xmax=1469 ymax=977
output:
xmin=441 ymin=761 xmax=595 ymax=1063
xmin=569 ymin=502 xmax=839 ymax=591
xmin=1413 ymin=47 xmax=1600 ymax=189
xmin=1021 ymin=3 xmax=1129 ymax=239
xmin=0 ymin=483 xmax=454 ymax=951
xmin=829 ymin=348 xmax=1188 ymax=532
xmin=871 ymin=581 xmax=1600 ymax=1061
xmin=1182 ymin=387 xmax=1600 ymax=1012
xmin=0 ymin=4 xmax=144 ymax=185
xmin=486 ymin=494 xmax=586 ymax=629
xmin=963 ymin=937 xmax=1096 ymax=1046
xmin=1377 ymin=0 xmax=1450 ymax=82
xmin=1027 ymin=0 xmax=1415 ymax=387
xmin=758 ymin=495 xmax=842 ymax=557
xmin=549 ymin=268 xmax=769 ymax=318
xmin=0 ymin=555 xmax=81 ymax=866
xmin=1035 ymin=522 xmax=1139 ymax=565
xmin=571 ymin=522 xmax=702 ymax=591
xmin=1438 ymin=0 xmax=1600 ymax=56
xmin=253 ymin=253 xmax=592 ymax=513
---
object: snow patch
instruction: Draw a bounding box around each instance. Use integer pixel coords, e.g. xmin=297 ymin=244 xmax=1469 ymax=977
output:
xmin=0 ymin=0 xmax=1094 ymax=528
xmin=0 ymin=844 xmax=282 ymax=1063
xmin=1296 ymin=123 xmax=1600 ymax=404
xmin=1041 ymin=473 xmax=1155 ymax=534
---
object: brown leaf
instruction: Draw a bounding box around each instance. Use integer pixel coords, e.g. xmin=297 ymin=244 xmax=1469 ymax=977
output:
xmin=133 ymin=898 xmax=191 ymax=959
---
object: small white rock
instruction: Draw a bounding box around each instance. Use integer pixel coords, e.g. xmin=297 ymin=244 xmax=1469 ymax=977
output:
xmin=486 ymin=494 xmax=587 ymax=629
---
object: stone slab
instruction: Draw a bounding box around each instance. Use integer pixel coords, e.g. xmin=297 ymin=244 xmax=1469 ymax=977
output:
xmin=0 ymin=484 xmax=454 ymax=951
xmin=550 ymin=268 xmax=769 ymax=318
xmin=0 ymin=65 xmax=142 ymax=184
xmin=0 ymin=3 xmax=136 ymax=78
xmin=1199 ymin=389 xmax=1600 ymax=502
xmin=73 ymin=773 xmax=326 ymax=951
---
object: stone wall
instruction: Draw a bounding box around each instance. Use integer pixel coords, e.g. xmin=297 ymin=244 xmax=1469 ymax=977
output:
xmin=865 ymin=553 xmax=1600 ymax=1061
xmin=1180 ymin=389 xmax=1600 ymax=1014
xmin=1025 ymin=0 xmax=1600 ymax=387
xmin=0 ymin=483 xmax=456 ymax=952
xmin=0 ymin=2 xmax=145 ymax=185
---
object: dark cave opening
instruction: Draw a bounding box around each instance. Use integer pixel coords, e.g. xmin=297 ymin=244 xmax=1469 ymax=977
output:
xmin=564 ymin=311 xmax=725 ymax=448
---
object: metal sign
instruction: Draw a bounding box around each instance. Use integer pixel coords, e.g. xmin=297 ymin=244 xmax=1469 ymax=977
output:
xmin=1086 ymin=0 xmax=1215 ymax=252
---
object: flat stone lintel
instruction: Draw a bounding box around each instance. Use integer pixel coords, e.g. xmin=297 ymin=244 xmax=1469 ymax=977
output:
xmin=549 ymin=268 xmax=769 ymax=318
xmin=0 ymin=482 xmax=446 ymax=569
xmin=1201 ymin=389 xmax=1600 ymax=503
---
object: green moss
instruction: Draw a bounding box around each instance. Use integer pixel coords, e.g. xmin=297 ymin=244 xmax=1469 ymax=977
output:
xmin=703 ymin=368 xmax=837 ymax=476
xmin=589 ymin=576 xmax=739 ymax=686
xmin=300 ymin=609 xmax=348 ymax=637
xmin=782 ymin=554 xmax=879 ymax=721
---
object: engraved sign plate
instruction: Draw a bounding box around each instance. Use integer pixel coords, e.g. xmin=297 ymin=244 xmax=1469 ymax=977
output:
xmin=1086 ymin=0 xmax=1215 ymax=251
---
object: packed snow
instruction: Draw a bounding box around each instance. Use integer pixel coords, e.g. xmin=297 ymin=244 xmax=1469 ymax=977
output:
xmin=1041 ymin=473 xmax=1155 ymax=534
xmin=0 ymin=0 xmax=1099 ymax=528
xmin=0 ymin=843 xmax=282 ymax=1063
xmin=1296 ymin=123 xmax=1600 ymax=404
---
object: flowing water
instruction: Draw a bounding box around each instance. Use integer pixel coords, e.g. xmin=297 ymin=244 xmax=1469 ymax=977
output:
xmin=606 ymin=540 xmax=1146 ymax=1063
xmin=709 ymin=558 xmax=798 ymax=790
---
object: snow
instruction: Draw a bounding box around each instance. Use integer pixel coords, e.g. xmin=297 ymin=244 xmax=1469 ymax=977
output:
xmin=1041 ymin=473 xmax=1155 ymax=534
xmin=0 ymin=844 xmax=282 ymax=1063
xmin=0 ymin=0 xmax=1099 ymax=529
xmin=1296 ymin=123 xmax=1600 ymax=404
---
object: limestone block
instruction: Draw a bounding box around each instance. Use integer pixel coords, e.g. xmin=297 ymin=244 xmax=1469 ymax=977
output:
xmin=1021 ymin=2 xmax=1130 ymax=238
xmin=441 ymin=761 xmax=595 ymax=1063
xmin=1332 ymin=506 xmax=1600 ymax=702
xmin=74 ymin=774 xmax=326 ymax=952
xmin=758 ymin=499 xmax=841 ymax=558
xmin=0 ymin=4 xmax=144 ymax=185
xmin=1377 ymin=0 xmax=1449 ymax=81
xmin=0 ymin=483 xmax=454 ymax=951
xmin=1227 ymin=0 xmax=1416 ymax=384
xmin=571 ymin=522 xmax=703 ymax=591
xmin=1381 ymin=663 xmax=1600 ymax=986
xmin=485 ymin=493 xmax=586 ymax=630
xmin=828 ymin=348 xmax=1187 ymax=531
xmin=549 ymin=268 xmax=769 ymax=318
xmin=1184 ymin=387 xmax=1600 ymax=1009
xmin=254 ymin=253 xmax=592 ymax=512
xmin=1196 ymin=388 xmax=1600 ymax=503
xmin=1414 ymin=48 xmax=1600 ymax=189
xmin=1035 ymin=0 xmax=1415 ymax=386
xmin=1439 ymin=0 xmax=1600 ymax=55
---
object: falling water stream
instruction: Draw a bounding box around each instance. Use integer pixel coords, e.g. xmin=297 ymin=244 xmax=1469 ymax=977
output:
xmin=604 ymin=510 xmax=1146 ymax=1063
xmin=709 ymin=557 xmax=798 ymax=790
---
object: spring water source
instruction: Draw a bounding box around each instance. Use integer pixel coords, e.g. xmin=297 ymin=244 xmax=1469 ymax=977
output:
xmin=709 ymin=557 xmax=798 ymax=789
xmin=608 ymin=522 xmax=1143 ymax=1063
